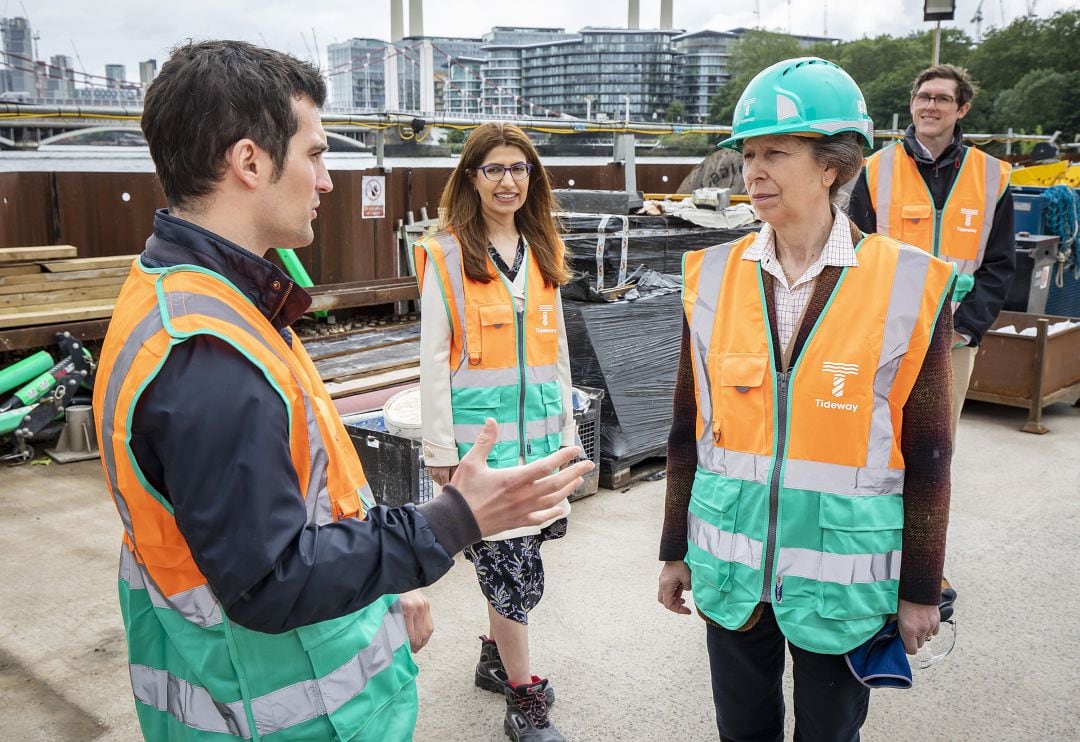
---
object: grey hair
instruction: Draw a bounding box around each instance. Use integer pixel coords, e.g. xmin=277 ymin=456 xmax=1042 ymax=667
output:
xmin=809 ymin=132 xmax=867 ymax=203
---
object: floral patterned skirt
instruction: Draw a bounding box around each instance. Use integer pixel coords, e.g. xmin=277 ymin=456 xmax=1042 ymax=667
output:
xmin=462 ymin=518 xmax=568 ymax=624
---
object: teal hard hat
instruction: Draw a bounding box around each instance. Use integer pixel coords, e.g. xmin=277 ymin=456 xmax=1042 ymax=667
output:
xmin=719 ymin=57 xmax=874 ymax=150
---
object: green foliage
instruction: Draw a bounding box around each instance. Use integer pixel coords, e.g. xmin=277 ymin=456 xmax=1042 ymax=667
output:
xmin=991 ymin=70 xmax=1080 ymax=144
xmin=665 ymin=100 xmax=686 ymax=123
xmin=706 ymin=10 xmax=1079 ymax=144
xmin=656 ymin=132 xmax=712 ymax=155
xmin=707 ymin=30 xmax=802 ymax=125
xmin=444 ymin=128 xmax=467 ymax=144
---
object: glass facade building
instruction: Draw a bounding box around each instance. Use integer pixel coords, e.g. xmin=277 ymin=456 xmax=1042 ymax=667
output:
xmin=673 ymin=31 xmax=737 ymax=122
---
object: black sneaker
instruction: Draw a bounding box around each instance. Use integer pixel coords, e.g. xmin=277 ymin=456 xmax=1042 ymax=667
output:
xmin=504 ymin=678 xmax=564 ymax=742
xmin=475 ymin=636 xmax=554 ymax=707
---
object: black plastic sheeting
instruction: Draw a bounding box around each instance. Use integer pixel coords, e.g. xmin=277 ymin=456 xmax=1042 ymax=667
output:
xmin=559 ymin=212 xmax=754 ymax=292
xmin=564 ymin=272 xmax=684 ymax=465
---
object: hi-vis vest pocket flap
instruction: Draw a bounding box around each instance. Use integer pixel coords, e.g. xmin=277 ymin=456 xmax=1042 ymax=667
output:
xmin=819 ymin=493 xmax=904 ymax=532
xmin=719 ymin=353 xmax=768 ymax=390
xmin=900 ymin=204 xmax=932 ymax=222
xmin=479 ymin=303 xmax=514 ymax=328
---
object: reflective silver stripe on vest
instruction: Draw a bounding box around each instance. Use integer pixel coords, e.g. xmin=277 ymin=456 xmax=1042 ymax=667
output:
xmin=452 ymin=363 xmax=558 ymax=389
xmin=128 ymin=600 xmax=409 ymax=738
xmin=162 ymin=291 xmax=333 ymax=527
xmin=873 ymin=145 xmax=896 ymax=235
xmin=130 ymin=664 xmax=251 ymax=738
xmin=695 ymin=445 xmax=772 ymax=486
xmin=453 ymin=414 xmax=562 ymax=445
xmin=100 ymin=310 xmax=166 ymax=542
xmin=776 ymin=546 xmax=901 ymax=585
xmin=429 ymin=232 xmax=468 ymax=370
xmin=688 ymin=243 xmax=734 ymax=446
xmin=120 ymin=543 xmax=223 ymax=627
xmin=783 ymin=459 xmax=905 ymax=497
xmin=865 ymin=243 xmax=932 ymax=476
xmin=972 ymin=155 xmax=1002 ymax=271
xmin=687 ymin=512 xmax=763 ymax=570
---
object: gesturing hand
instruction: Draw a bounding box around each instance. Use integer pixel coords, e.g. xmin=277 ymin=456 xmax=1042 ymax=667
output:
xmin=450 ymin=418 xmax=593 ymax=538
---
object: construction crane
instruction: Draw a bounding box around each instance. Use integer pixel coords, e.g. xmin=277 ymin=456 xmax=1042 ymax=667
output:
xmin=972 ymin=0 xmax=985 ymax=41
xmin=1026 ymin=0 xmax=1038 ymax=16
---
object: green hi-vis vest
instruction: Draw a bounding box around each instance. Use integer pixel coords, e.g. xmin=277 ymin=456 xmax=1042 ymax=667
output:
xmin=413 ymin=230 xmax=563 ymax=468
xmin=681 ymin=232 xmax=954 ymax=654
xmin=93 ymin=262 xmax=419 ymax=740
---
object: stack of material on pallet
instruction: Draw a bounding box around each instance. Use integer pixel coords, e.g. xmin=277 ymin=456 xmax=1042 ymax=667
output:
xmin=0 ymin=247 xmax=136 ymax=349
xmin=558 ymin=213 xmax=760 ymax=486
xmin=558 ymin=212 xmax=755 ymax=296
xmin=564 ymin=271 xmax=683 ymax=485
xmin=301 ymin=319 xmax=420 ymax=399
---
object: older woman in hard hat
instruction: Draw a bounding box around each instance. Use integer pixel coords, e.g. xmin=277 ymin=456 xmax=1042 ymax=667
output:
xmin=657 ymin=58 xmax=955 ymax=740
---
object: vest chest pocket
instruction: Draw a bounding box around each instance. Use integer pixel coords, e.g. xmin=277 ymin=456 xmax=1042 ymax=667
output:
xmin=899 ymin=203 xmax=933 ymax=245
xmin=710 ymin=353 xmax=769 ymax=453
xmin=470 ymin=303 xmax=517 ymax=366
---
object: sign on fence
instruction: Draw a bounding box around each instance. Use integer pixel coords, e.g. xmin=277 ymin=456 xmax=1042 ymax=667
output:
xmin=361 ymin=175 xmax=386 ymax=219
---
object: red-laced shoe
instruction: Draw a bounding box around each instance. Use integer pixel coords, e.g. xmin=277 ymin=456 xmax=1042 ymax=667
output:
xmin=504 ymin=677 xmax=564 ymax=742
xmin=475 ymin=636 xmax=554 ymax=706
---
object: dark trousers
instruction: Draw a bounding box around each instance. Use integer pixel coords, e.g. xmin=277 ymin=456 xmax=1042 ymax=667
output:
xmin=705 ymin=605 xmax=870 ymax=742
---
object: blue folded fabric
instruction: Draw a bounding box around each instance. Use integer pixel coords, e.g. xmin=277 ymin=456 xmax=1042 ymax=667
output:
xmin=844 ymin=621 xmax=913 ymax=689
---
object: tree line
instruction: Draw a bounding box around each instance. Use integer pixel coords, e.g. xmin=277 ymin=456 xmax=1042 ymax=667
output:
xmin=706 ymin=9 xmax=1080 ymax=153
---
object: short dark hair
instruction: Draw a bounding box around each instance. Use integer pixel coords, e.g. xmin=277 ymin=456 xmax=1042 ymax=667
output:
xmin=910 ymin=64 xmax=978 ymax=108
xmin=142 ymin=40 xmax=326 ymax=209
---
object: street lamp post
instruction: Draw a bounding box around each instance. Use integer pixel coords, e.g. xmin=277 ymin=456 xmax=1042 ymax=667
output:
xmin=923 ymin=1 xmax=956 ymax=65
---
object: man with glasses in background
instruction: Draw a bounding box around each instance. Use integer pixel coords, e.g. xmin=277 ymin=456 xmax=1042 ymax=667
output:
xmin=848 ymin=64 xmax=1015 ymax=646
xmin=849 ymin=63 xmax=1015 ymax=438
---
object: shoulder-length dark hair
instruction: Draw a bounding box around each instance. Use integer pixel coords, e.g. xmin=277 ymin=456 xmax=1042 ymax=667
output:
xmin=438 ymin=123 xmax=570 ymax=287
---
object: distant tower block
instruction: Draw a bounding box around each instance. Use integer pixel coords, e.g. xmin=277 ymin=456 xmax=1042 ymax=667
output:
xmin=410 ymin=0 xmax=424 ymax=37
xmin=390 ymin=0 xmax=404 ymax=41
xmin=628 ymin=0 xmax=640 ymax=29
xmin=661 ymin=0 xmax=674 ymax=29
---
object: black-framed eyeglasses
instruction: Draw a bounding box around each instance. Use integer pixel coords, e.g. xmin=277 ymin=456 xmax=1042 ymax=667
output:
xmin=913 ymin=92 xmax=957 ymax=107
xmin=474 ymin=162 xmax=533 ymax=181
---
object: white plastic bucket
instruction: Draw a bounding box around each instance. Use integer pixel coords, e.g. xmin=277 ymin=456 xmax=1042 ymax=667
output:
xmin=383 ymin=388 xmax=422 ymax=440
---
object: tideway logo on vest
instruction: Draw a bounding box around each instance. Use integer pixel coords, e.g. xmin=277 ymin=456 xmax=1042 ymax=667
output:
xmin=536 ymin=304 xmax=557 ymax=334
xmin=815 ymin=361 xmax=860 ymax=411
xmin=958 ymin=208 xmax=979 ymax=234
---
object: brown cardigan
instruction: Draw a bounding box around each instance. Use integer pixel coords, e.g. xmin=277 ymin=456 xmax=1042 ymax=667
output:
xmin=659 ymin=263 xmax=953 ymax=607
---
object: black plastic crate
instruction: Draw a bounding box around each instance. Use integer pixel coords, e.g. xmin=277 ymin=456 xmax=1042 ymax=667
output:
xmin=344 ymin=386 xmax=604 ymax=507
xmin=346 ymin=414 xmax=435 ymax=508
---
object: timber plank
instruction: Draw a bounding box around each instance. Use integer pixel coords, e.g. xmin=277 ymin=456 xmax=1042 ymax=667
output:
xmin=323 ymin=365 xmax=420 ymax=399
xmin=41 ymin=255 xmax=138 ymax=273
xmin=5 ymin=296 xmax=118 ymax=315
xmin=0 ymin=303 xmax=115 ymax=329
xmin=304 ymin=323 xmax=420 ymax=362
xmin=314 ymin=339 xmax=420 ymax=381
xmin=0 ymin=318 xmax=112 ymax=352
xmin=0 ymin=264 xmax=42 ymax=278
xmin=0 ymin=275 xmax=127 ymax=296
xmin=0 ymin=284 xmax=123 ymax=308
xmin=0 ymin=245 xmax=78 ymax=263
xmin=0 ymin=266 xmax=130 ymax=287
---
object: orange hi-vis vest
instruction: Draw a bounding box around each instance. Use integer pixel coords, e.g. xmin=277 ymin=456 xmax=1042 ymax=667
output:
xmin=865 ymin=141 xmax=1010 ymax=277
xmin=681 ymin=232 xmax=954 ymax=654
xmin=93 ymin=261 xmax=418 ymax=741
xmin=413 ymin=230 xmax=563 ymax=468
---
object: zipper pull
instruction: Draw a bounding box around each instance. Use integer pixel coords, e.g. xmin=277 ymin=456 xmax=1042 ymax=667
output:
xmin=526 ymin=439 xmax=532 ymax=456
xmin=775 ymin=575 xmax=784 ymax=603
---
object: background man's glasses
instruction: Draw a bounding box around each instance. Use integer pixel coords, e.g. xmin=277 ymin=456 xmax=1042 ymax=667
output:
xmin=475 ymin=163 xmax=533 ymax=181
xmin=913 ymin=92 xmax=957 ymax=107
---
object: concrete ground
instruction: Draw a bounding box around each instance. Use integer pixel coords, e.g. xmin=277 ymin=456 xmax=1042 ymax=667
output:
xmin=1 ymin=399 xmax=1077 ymax=741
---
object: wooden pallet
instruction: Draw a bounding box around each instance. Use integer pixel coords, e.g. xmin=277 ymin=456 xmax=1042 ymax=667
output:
xmin=599 ymin=453 xmax=667 ymax=490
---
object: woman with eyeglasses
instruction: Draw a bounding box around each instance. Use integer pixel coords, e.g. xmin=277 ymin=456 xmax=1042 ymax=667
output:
xmin=413 ymin=122 xmax=574 ymax=742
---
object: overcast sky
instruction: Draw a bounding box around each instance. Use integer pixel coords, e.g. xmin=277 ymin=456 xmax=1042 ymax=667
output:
xmin=20 ymin=0 xmax=1075 ymax=84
